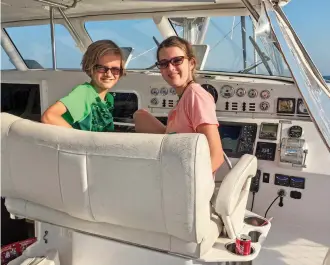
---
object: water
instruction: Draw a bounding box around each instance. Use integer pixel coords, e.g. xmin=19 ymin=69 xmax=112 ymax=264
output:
xmin=323 ymin=75 xmax=330 ymax=82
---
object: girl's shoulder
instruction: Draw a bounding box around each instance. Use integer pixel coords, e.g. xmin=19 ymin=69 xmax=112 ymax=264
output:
xmin=185 ymin=82 xmax=214 ymax=101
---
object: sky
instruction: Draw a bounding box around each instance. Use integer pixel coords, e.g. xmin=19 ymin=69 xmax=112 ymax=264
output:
xmin=1 ymin=0 xmax=329 ymax=77
xmin=282 ymin=0 xmax=330 ymax=76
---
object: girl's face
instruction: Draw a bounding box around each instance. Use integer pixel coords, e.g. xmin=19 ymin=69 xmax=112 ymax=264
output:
xmin=157 ymin=47 xmax=195 ymax=90
xmin=91 ymin=53 xmax=122 ymax=92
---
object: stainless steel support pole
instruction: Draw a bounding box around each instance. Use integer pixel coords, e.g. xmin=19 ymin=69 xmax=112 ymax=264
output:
xmin=57 ymin=7 xmax=85 ymax=50
xmin=50 ymin=6 xmax=57 ymax=70
xmin=252 ymin=24 xmax=257 ymax=74
xmin=1 ymin=29 xmax=28 ymax=70
xmin=241 ymin=16 xmax=247 ymax=69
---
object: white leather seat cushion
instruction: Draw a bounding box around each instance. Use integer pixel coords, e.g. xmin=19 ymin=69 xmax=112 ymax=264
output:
xmin=5 ymin=198 xmax=221 ymax=257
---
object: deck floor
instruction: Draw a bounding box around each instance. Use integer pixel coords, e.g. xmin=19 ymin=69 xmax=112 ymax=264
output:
xmin=254 ymin=221 xmax=330 ymax=265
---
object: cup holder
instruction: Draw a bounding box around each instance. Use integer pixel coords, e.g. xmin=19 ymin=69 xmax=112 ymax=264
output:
xmin=248 ymin=231 xmax=262 ymax=243
xmin=244 ymin=216 xmax=268 ymax=227
xmin=225 ymin=242 xmax=255 ymax=256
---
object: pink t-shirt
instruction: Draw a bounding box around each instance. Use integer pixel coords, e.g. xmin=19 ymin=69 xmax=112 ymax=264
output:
xmin=166 ymin=83 xmax=219 ymax=134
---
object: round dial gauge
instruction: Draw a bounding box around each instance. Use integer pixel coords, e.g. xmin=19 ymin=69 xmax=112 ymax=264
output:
xmin=151 ymin=88 xmax=159 ymax=96
xmin=288 ymin=125 xmax=303 ymax=138
xmin=150 ymin=98 xmax=159 ymax=105
xmin=160 ymin=87 xmax=168 ymax=96
xmin=260 ymin=101 xmax=270 ymax=111
xmin=260 ymin=89 xmax=270 ymax=99
xmin=236 ymin=88 xmax=246 ymax=97
xmin=220 ymin=85 xmax=235 ymax=98
xmin=248 ymin=89 xmax=258 ymax=98
xmin=201 ymin=84 xmax=218 ymax=103
xmin=170 ymin=87 xmax=176 ymax=95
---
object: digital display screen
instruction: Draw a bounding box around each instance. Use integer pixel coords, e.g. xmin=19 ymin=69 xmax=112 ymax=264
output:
xmin=259 ymin=123 xmax=278 ymax=140
xmin=219 ymin=125 xmax=241 ymax=153
xmin=262 ymin=124 xmax=278 ymax=132
xmin=256 ymin=142 xmax=277 ymax=161
xmin=277 ymin=98 xmax=296 ymax=114
xmin=297 ymin=98 xmax=309 ymax=115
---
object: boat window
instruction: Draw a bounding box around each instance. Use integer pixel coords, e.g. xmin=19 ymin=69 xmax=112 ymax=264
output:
xmin=1 ymin=83 xmax=41 ymax=122
xmin=170 ymin=16 xmax=290 ymax=77
xmin=1 ymin=46 xmax=16 ymax=70
xmin=5 ymin=24 xmax=82 ymax=69
xmin=85 ymin=19 xmax=163 ymax=69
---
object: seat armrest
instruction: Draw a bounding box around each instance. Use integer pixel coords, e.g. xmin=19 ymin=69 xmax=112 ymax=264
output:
xmin=324 ymin=248 xmax=330 ymax=265
xmin=213 ymin=154 xmax=257 ymax=238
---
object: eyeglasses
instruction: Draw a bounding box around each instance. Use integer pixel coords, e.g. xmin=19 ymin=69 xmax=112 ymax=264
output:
xmin=155 ymin=56 xmax=187 ymax=69
xmin=94 ymin=64 xmax=122 ymax=76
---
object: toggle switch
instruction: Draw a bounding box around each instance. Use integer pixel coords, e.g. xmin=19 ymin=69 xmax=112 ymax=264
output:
xmin=263 ymin=172 xmax=270 ymax=183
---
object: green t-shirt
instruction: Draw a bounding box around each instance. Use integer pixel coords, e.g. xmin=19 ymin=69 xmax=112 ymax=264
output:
xmin=60 ymin=82 xmax=115 ymax=132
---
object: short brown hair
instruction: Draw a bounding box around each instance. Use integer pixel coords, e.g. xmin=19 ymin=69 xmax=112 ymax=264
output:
xmin=82 ymin=39 xmax=126 ymax=77
xmin=156 ymin=36 xmax=197 ymax=80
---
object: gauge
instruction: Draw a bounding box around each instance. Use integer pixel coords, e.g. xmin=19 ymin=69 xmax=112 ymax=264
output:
xmin=260 ymin=101 xmax=270 ymax=111
xmin=236 ymin=88 xmax=246 ymax=97
xmin=201 ymin=84 xmax=218 ymax=103
xmin=160 ymin=87 xmax=168 ymax=96
xmin=220 ymin=85 xmax=235 ymax=98
xmin=150 ymin=98 xmax=159 ymax=105
xmin=170 ymin=87 xmax=176 ymax=95
xmin=277 ymin=98 xmax=295 ymax=114
xmin=260 ymin=89 xmax=270 ymax=99
xmin=297 ymin=98 xmax=309 ymax=115
xmin=151 ymin=88 xmax=159 ymax=96
xmin=288 ymin=125 xmax=303 ymax=138
xmin=248 ymin=89 xmax=258 ymax=98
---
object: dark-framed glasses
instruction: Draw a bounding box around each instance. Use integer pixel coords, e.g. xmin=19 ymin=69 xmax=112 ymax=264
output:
xmin=94 ymin=64 xmax=122 ymax=75
xmin=155 ymin=56 xmax=187 ymax=69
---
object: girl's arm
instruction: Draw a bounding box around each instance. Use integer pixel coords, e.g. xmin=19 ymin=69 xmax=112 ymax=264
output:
xmin=133 ymin=109 xmax=166 ymax=134
xmin=41 ymin=101 xmax=72 ymax=128
xmin=196 ymin=123 xmax=224 ymax=173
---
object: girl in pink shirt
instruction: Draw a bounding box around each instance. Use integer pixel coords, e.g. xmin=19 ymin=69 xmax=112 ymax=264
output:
xmin=134 ymin=36 xmax=224 ymax=173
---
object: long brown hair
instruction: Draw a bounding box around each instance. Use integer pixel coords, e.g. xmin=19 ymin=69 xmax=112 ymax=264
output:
xmin=156 ymin=36 xmax=197 ymax=81
xmin=82 ymin=39 xmax=126 ymax=77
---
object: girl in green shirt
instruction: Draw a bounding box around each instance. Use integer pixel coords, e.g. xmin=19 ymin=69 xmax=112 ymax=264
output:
xmin=41 ymin=40 xmax=125 ymax=132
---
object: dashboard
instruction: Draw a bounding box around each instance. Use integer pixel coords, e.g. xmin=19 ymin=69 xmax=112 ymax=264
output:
xmin=146 ymin=76 xmax=310 ymax=118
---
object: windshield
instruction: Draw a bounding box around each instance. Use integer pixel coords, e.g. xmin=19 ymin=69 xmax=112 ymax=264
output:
xmin=85 ymin=15 xmax=291 ymax=78
xmin=2 ymin=15 xmax=290 ymax=78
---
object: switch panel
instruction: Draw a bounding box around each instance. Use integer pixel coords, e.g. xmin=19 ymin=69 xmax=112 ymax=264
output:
xmin=290 ymin=176 xmax=305 ymax=189
xmin=250 ymin=170 xmax=261 ymax=192
xmin=274 ymin=174 xmax=290 ymax=187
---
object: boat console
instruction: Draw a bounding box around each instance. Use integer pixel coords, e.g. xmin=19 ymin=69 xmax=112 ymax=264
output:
xmin=1 ymin=0 xmax=330 ymax=264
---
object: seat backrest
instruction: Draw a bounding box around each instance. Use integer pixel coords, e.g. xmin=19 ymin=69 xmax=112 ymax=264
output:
xmin=1 ymin=113 xmax=216 ymax=249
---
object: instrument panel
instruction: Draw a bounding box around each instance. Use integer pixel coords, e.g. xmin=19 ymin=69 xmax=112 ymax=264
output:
xmin=147 ymin=77 xmax=309 ymax=118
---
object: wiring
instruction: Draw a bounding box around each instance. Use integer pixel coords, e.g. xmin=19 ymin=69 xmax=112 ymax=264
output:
xmin=264 ymin=195 xmax=280 ymax=218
